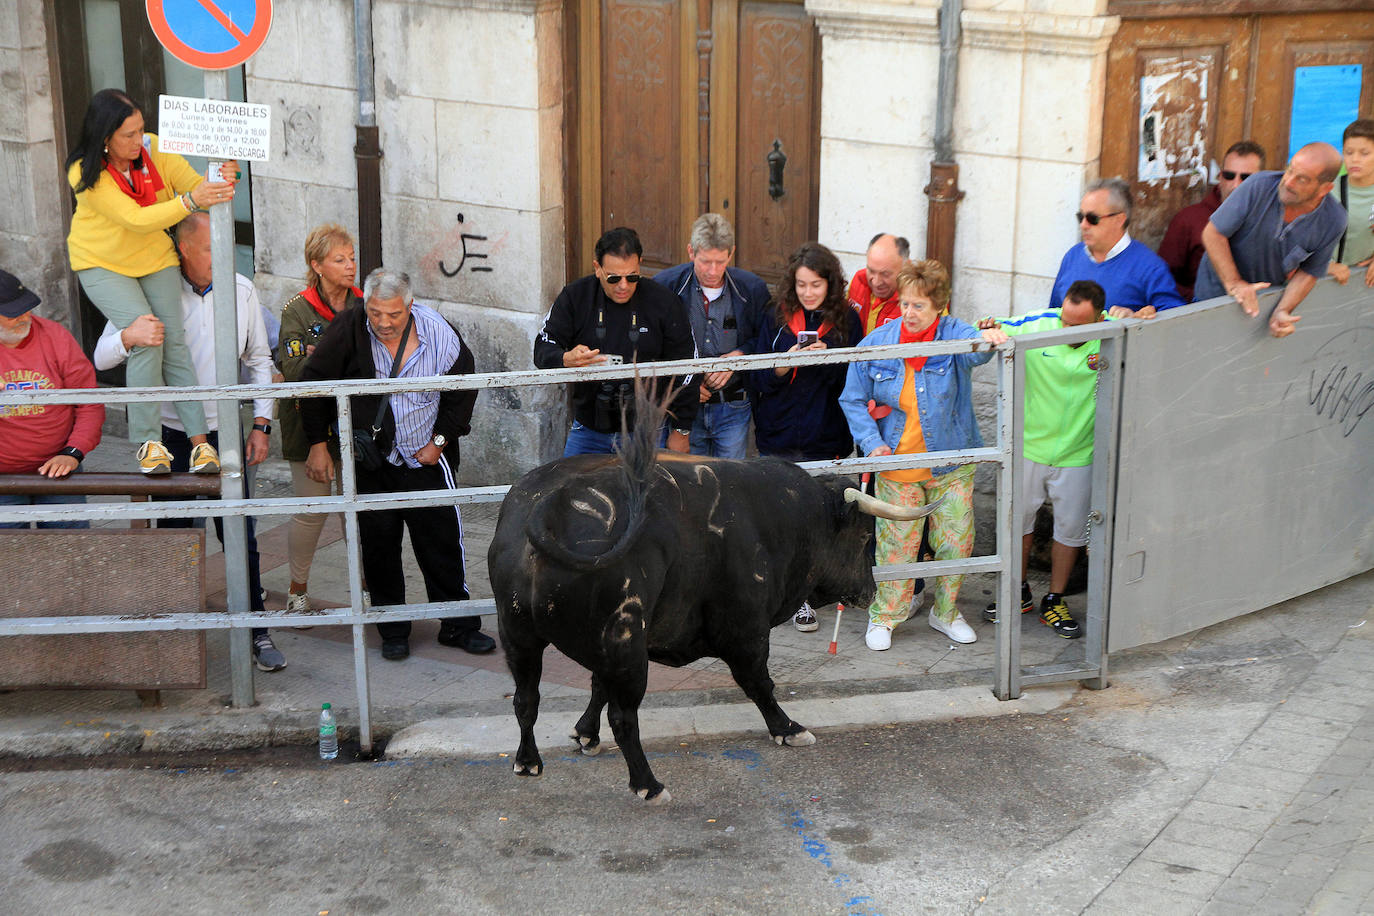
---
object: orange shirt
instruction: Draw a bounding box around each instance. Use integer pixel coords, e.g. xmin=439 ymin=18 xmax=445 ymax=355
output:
xmin=879 ymin=364 xmax=931 ymax=483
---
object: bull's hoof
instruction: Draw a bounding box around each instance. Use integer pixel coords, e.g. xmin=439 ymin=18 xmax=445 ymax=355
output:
xmin=783 ymin=729 xmax=816 ymax=747
xmin=571 ymin=733 xmax=602 ymax=756
xmin=513 ymin=761 xmax=543 ymax=777
xmin=635 ymin=786 xmax=672 ymax=805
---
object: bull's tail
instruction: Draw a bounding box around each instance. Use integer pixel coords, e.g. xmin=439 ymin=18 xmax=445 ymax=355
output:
xmin=524 ymin=373 xmax=671 ymax=570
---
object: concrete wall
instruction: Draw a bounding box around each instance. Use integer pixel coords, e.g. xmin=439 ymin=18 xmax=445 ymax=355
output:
xmin=0 ymin=0 xmax=75 ymax=325
xmin=246 ymin=0 xmax=568 ymax=484
xmin=806 ymin=0 xmax=1117 ymax=320
xmin=1107 ymin=274 xmax=1374 ymax=651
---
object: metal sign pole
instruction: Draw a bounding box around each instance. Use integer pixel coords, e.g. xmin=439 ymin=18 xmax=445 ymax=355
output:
xmin=203 ymin=69 xmax=254 ymax=708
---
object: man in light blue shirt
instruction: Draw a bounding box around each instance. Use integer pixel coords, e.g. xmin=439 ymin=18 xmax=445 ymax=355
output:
xmin=1195 ymin=142 xmax=1346 ymax=337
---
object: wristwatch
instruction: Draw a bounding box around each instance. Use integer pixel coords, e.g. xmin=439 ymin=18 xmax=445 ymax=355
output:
xmin=431 ymin=434 xmax=447 ymax=448
xmin=252 ymin=422 xmax=272 ymax=434
xmin=672 ymin=428 xmax=691 ymax=437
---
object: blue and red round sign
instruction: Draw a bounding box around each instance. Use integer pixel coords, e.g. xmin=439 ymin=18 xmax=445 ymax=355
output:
xmin=146 ymin=0 xmax=272 ymax=71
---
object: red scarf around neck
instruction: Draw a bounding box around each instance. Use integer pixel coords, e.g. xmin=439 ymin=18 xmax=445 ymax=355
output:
xmin=105 ymin=155 xmax=165 ymax=207
xmin=899 ymin=317 xmax=940 ymax=371
xmin=784 ymin=307 xmax=834 ymax=384
xmin=300 ymin=284 xmax=363 ymax=323
xmin=786 ymin=307 xmax=833 ymax=343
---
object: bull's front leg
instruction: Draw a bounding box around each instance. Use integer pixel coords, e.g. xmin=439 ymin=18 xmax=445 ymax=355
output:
xmin=570 ymin=674 xmax=609 ymax=756
xmin=719 ymin=644 xmax=815 ymax=747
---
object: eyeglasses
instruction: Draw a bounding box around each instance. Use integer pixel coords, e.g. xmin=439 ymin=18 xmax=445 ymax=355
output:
xmin=1076 ymin=210 xmax=1123 ymax=226
xmin=1220 ymin=170 xmax=1254 ymax=181
xmin=603 ymin=274 xmax=641 ymax=285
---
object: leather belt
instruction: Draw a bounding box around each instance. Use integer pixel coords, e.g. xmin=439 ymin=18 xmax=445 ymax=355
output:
xmin=704 ymin=388 xmax=749 ymax=404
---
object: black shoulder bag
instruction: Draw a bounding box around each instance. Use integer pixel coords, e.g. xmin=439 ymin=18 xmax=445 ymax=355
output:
xmin=353 ymin=316 xmax=414 ymax=472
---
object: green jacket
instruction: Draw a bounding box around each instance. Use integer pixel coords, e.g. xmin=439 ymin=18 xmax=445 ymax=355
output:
xmin=998 ymin=309 xmax=1109 ymax=468
xmin=277 ymin=287 xmax=360 ymax=461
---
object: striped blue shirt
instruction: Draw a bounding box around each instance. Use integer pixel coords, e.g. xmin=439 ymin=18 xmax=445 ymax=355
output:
xmin=367 ymin=302 xmax=463 ymax=468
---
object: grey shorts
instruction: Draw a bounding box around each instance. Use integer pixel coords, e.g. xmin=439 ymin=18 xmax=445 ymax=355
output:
xmin=1021 ymin=459 xmax=1092 ymax=548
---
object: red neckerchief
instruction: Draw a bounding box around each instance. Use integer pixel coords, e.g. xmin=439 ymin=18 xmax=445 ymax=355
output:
xmin=300 ymin=284 xmax=362 ymax=323
xmin=899 ymin=317 xmax=939 ymax=371
xmin=105 ymin=154 xmax=165 ymax=207
xmin=785 ymin=308 xmax=834 ymax=384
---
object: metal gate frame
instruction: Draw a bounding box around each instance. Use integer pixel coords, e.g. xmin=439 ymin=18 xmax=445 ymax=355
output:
xmin=0 ymin=326 xmax=1127 ymax=750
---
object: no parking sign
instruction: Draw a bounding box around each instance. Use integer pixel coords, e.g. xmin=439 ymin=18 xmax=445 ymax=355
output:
xmin=146 ymin=0 xmax=272 ymax=71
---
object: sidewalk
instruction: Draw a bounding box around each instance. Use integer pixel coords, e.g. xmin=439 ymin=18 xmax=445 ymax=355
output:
xmin=4 ymin=430 xmax=1374 ymax=912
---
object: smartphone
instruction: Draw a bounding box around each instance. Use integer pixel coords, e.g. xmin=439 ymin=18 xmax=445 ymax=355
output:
xmin=796 ymin=330 xmax=819 ymax=346
xmin=605 ymin=353 xmax=624 ymax=365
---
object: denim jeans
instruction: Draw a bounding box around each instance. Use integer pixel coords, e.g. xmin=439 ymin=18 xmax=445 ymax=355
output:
xmin=0 ymin=489 xmax=89 ymax=529
xmin=562 ymin=420 xmax=669 ymax=457
xmin=689 ymin=398 xmax=751 ymax=459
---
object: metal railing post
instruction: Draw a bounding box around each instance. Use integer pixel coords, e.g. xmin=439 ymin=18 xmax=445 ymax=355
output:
xmin=994 ymin=344 xmax=1021 ymax=700
xmin=1082 ymin=331 xmax=1124 ymax=690
xmin=336 ymin=396 xmax=374 ymax=755
xmin=204 ymin=68 xmax=254 ymax=709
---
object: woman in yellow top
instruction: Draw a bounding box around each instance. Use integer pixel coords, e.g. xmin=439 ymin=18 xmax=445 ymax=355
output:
xmin=65 ymin=89 xmax=238 ymax=474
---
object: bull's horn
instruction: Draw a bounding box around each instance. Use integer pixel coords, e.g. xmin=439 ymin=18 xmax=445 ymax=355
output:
xmin=844 ymin=488 xmax=946 ymax=520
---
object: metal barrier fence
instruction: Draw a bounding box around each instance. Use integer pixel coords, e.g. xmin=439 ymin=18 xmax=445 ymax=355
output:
xmin=0 ymin=327 xmax=1127 ymax=752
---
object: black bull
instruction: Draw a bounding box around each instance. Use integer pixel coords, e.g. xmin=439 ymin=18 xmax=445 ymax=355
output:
xmin=489 ymin=449 xmax=939 ymax=804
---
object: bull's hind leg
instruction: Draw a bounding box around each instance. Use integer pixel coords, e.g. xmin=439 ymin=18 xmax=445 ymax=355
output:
xmin=601 ymin=668 xmax=670 ymax=805
xmin=570 ymin=675 xmax=609 ymax=756
xmin=504 ymin=639 xmax=547 ymax=776
xmin=719 ymin=645 xmax=815 ymax=747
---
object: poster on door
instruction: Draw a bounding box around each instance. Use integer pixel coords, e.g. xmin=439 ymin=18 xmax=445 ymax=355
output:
xmin=1138 ymin=56 xmax=1212 ymax=185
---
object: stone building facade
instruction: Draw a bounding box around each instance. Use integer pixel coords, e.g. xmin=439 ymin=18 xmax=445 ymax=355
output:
xmin=3 ymin=0 xmax=1138 ymax=483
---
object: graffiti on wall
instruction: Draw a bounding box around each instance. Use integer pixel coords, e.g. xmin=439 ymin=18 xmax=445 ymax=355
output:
xmin=421 ymin=212 xmax=505 ymax=286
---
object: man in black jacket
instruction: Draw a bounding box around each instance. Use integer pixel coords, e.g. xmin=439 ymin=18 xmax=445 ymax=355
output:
xmin=301 ymin=268 xmax=492 ymax=659
xmin=534 ymin=227 xmax=698 ymax=456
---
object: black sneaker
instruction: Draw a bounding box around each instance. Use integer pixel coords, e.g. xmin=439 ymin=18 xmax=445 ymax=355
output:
xmin=1038 ymin=594 xmax=1082 ymax=639
xmin=983 ymin=581 xmax=1033 ymax=623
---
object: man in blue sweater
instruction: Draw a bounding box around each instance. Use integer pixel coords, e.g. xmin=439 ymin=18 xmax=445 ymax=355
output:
xmin=1050 ymin=178 xmax=1186 ymax=318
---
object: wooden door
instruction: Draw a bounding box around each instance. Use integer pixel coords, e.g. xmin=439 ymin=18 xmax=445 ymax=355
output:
xmin=1100 ymin=16 xmax=1255 ymax=248
xmin=709 ymin=0 xmax=821 ymax=286
xmin=1101 ymin=5 xmax=1374 ymax=249
xmin=569 ymin=0 xmax=820 ymax=283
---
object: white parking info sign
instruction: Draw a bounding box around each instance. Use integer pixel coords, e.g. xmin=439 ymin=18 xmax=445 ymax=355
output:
xmin=157 ymin=95 xmax=272 ymax=162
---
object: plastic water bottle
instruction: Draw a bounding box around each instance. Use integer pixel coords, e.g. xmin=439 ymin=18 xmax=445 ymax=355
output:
xmin=319 ymin=703 xmax=338 ymax=760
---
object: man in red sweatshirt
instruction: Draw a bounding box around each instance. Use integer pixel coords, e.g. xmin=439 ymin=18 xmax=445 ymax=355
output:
xmin=0 ymin=269 xmax=104 ymax=527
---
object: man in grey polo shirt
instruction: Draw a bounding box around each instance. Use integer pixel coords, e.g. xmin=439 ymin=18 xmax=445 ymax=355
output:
xmin=1195 ymin=142 xmax=1346 ymax=338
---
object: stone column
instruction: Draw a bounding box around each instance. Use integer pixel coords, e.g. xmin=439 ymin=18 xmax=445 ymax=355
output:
xmin=0 ymin=0 xmax=74 ymax=324
xmin=806 ymin=0 xmax=1118 ymax=318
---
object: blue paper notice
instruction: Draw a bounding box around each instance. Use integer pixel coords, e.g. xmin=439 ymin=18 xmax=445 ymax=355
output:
xmin=1289 ymin=65 xmax=1363 ymax=154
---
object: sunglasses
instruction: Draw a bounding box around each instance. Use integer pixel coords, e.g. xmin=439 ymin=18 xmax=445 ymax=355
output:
xmin=603 ymin=273 xmax=642 ymax=285
xmin=1220 ymin=170 xmax=1254 ymax=181
xmin=1076 ymin=210 xmax=1123 ymax=226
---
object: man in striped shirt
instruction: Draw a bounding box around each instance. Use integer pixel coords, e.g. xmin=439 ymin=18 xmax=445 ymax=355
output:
xmin=301 ymin=268 xmax=492 ymax=660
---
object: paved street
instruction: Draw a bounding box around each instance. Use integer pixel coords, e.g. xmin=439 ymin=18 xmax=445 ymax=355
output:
xmin=3 ymin=569 xmax=1372 ymax=914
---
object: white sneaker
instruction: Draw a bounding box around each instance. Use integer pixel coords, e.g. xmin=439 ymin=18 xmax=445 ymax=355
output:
xmin=929 ymin=610 xmax=977 ymax=644
xmin=908 ymin=584 xmax=926 ymax=616
xmin=865 ymin=622 xmax=892 ymax=651
xmin=287 ymin=591 xmax=313 ymax=630
xmin=793 ymin=603 xmax=819 ymax=632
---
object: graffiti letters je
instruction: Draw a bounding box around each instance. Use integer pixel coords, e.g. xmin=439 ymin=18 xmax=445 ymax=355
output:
xmin=439 ymin=213 xmax=493 ymax=277
xmin=1308 ymin=329 xmax=1374 ymax=438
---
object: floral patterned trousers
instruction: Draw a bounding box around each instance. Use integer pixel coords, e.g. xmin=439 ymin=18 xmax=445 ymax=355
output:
xmin=868 ymin=464 xmax=976 ymax=628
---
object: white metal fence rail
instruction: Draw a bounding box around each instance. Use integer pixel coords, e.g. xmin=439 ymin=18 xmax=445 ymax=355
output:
xmin=0 ymin=329 xmax=1125 ymax=751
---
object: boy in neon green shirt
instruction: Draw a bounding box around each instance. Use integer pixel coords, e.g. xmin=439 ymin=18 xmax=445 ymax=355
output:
xmin=978 ymin=280 xmax=1110 ymax=638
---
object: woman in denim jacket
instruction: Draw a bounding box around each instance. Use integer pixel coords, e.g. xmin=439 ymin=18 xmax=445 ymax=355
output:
xmin=839 ymin=260 xmax=1007 ymax=650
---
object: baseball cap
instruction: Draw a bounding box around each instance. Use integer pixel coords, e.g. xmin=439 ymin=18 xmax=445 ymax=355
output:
xmin=0 ymin=270 xmax=40 ymax=319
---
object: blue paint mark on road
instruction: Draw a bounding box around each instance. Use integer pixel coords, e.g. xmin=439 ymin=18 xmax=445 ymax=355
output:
xmin=844 ymin=895 xmax=884 ymax=916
